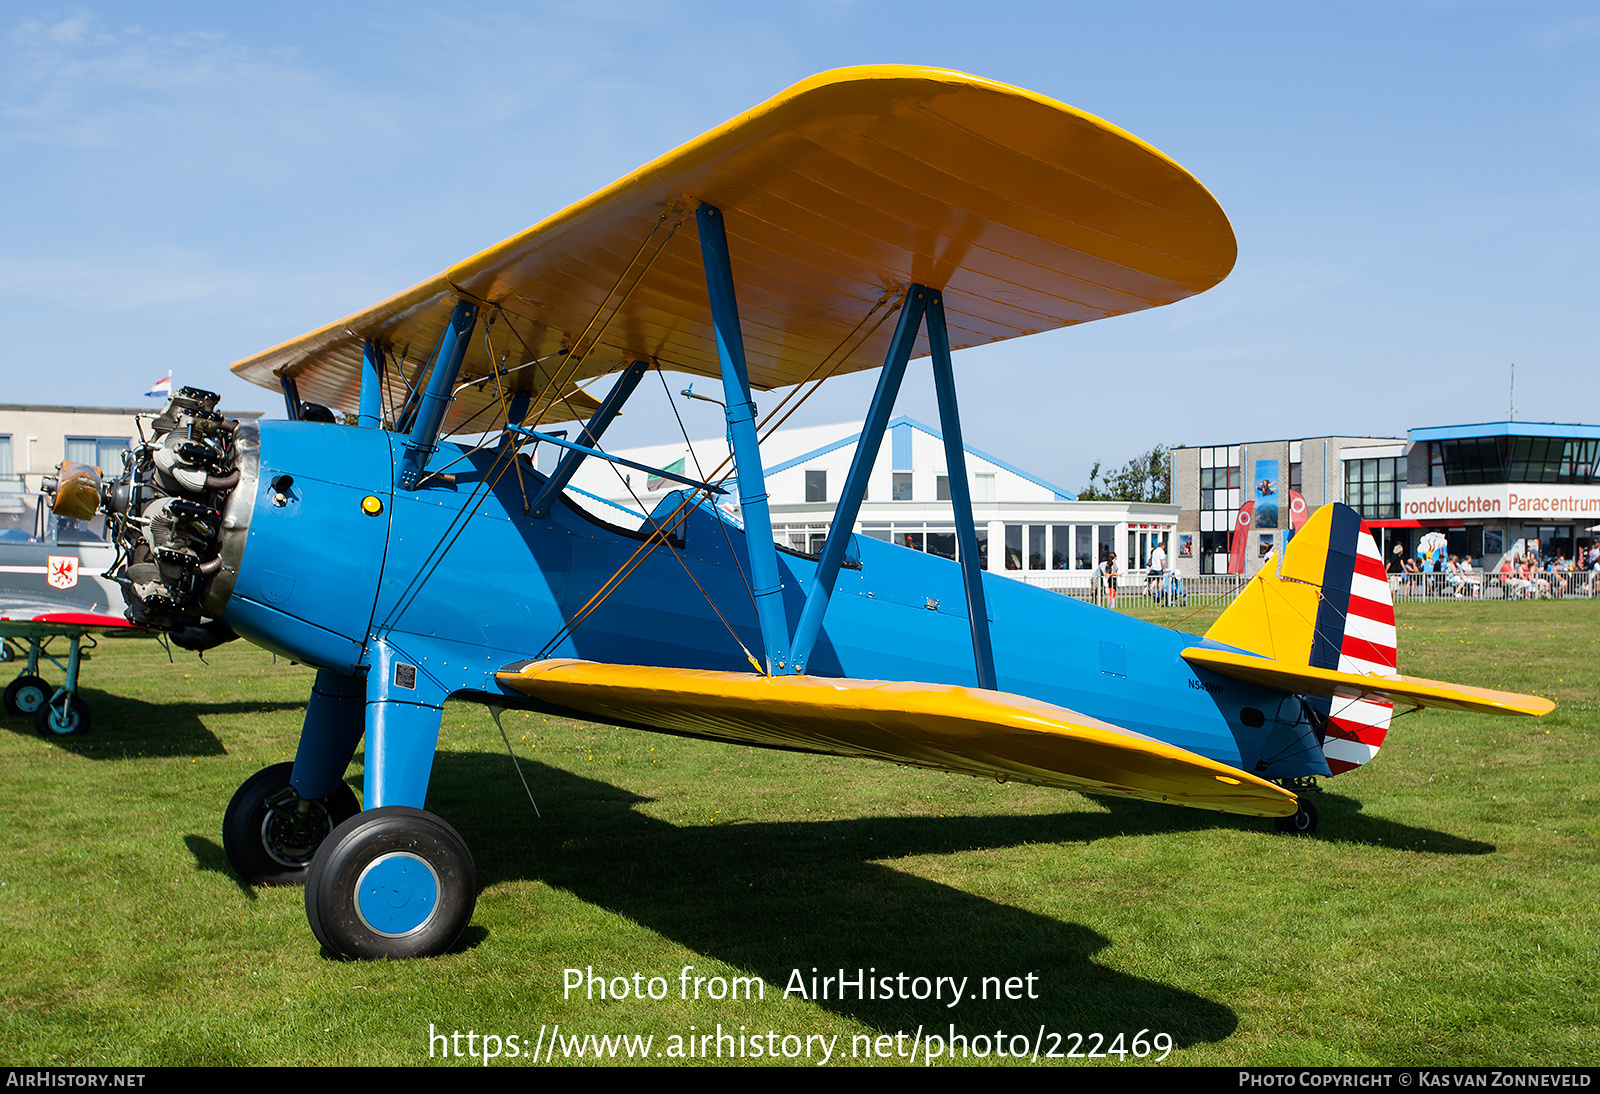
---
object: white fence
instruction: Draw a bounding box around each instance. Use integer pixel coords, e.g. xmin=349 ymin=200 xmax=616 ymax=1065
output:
xmin=1016 ymin=570 xmax=1246 ymax=608
xmin=1391 ymin=569 xmax=1595 ymax=601
xmin=1014 ymin=567 xmax=1595 ymax=606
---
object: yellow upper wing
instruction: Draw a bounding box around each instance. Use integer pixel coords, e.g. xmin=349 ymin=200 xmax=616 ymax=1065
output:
xmin=232 ymin=65 xmax=1237 ymax=434
xmin=497 ymin=659 xmax=1295 ymax=817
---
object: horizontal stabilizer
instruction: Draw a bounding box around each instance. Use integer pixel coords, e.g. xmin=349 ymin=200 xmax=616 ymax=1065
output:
xmin=1181 ymin=647 xmax=1553 ymax=717
xmin=497 ymin=659 xmax=1296 ymax=817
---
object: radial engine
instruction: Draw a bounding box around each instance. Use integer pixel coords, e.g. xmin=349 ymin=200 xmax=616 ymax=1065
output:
xmin=44 ymin=387 xmax=250 ymax=651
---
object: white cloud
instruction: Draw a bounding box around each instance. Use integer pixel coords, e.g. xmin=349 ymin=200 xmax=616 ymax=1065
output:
xmin=0 ymin=10 xmax=394 ymax=179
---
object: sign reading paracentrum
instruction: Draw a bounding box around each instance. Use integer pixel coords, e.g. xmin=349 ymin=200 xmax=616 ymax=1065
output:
xmin=1401 ymin=484 xmax=1600 ymax=519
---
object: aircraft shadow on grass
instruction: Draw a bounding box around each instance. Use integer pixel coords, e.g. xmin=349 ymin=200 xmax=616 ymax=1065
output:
xmin=1078 ymin=793 xmax=1494 ymax=856
xmin=434 ymin=751 xmax=1243 ymax=1044
xmin=4 ymin=691 xmax=306 ymax=758
xmin=179 ymin=742 xmax=1490 ymax=1041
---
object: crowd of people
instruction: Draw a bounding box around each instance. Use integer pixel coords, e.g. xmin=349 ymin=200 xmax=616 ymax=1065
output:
xmin=1080 ymin=540 xmax=1597 ymax=609
xmin=1388 ymin=543 xmax=1598 ymax=599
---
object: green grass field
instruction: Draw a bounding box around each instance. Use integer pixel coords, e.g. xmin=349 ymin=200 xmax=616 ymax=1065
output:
xmin=2 ymin=601 xmax=1595 ymax=1066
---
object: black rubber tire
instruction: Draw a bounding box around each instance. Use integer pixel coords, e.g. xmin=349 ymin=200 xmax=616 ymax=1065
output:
xmin=305 ymin=806 xmax=477 ymax=960
xmin=34 ymin=693 xmax=89 ymax=737
xmin=4 ymin=675 xmax=49 ymax=717
xmin=223 ymin=762 xmax=361 ymax=886
xmin=1274 ymin=797 xmax=1319 ymax=836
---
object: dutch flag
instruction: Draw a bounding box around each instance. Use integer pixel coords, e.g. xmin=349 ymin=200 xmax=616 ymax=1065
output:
xmin=145 ymin=371 xmax=172 ymax=399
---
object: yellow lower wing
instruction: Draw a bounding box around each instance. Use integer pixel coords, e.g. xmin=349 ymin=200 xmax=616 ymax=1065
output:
xmin=496 ymin=659 xmax=1297 ymax=817
xmin=1182 ymin=647 xmax=1554 ymax=716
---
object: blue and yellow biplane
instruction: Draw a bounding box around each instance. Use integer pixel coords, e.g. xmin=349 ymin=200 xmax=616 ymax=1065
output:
xmin=58 ymin=66 xmax=1551 ymax=960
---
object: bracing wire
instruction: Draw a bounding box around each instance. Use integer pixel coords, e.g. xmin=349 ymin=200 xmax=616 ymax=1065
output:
xmin=490 ymin=706 xmax=541 ymax=817
xmin=533 ymin=292 xmax=900 ymax=662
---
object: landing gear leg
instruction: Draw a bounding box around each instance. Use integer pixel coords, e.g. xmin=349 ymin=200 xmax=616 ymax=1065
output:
xmin=224 ymin=669 xmax=370 ymax=884
xmin=1274 ymin=796 xmax=1319 ymax=835
xmin=33 ymin=635 xmax=90 ymax=737
xmin=1270 ymin=775 xmax=1321 ymax=836
xmin=300 ymin=638 xmax=476 ymax=958
xmin=223 ymin=762 xmax=361 ymax=884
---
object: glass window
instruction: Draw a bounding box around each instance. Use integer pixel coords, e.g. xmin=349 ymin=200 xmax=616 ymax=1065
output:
xmin=974 ymin=526 xmax=988 ymax=569
xmin=1076 ymin=525 xmax=1091 ymax=569
xmin=64 ymin=438 xmax=97 ymax=466
xmin=1199 ymin=449 xmax=1240 ymax=556
xmin=892 ymin=472 xmax=913 ymax=501
xmin=894 ymin=530 xmax=924 ymax=552
xmin=1005 ymin=524 xmax=1022 ymax=570
xmin=1343 ymin=456 xmax=1401 ymax=520
xmin=862 ymin=524 xmax=891 ymax=542
xmin=1097 ymin=525 xmax=1114 ymax=565
xmin=936 ymin=475 xmax=950 ymax=501
xmin=805 ymin=469 xmax=826 ymax=503
xmin=1051 ymin=525 xmax=1071 ymax=569
xmin=927 ymin=531 xmax=956 ymax=560
xmin=974 ymin=473 xmax=995 ymax=502
xmin=66 ymin=436 xmax=129 ymax=474
xmin=1028 ymin=525 xmax=1046 ymax=570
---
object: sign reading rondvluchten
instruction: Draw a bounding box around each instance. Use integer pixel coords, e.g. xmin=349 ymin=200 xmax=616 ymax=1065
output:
xmin=1400 ymin=484 xmax=1600 ymax=521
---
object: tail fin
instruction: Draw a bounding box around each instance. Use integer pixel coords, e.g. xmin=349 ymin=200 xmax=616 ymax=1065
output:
xmin=1205 ymin=503 xmax=1395 ymax=775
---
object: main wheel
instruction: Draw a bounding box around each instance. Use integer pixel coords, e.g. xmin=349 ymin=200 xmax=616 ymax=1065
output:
xmin=223 ymin=763 xmax=360 ymax=885
xmin=305 ymin=806 xmax=477 ymax=960
xmin=34 ymin=693 xmax=89 ymax=737
xmin=1274 ymin=797 xmax=1319 ymax=836
xmin=4 ymin=675 xmax=49 ymax=717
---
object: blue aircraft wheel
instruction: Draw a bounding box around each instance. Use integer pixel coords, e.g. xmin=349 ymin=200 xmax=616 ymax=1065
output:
xmin=34 ymin=693 xmax=89 ymax=737
xmin=4 ymin=675 xmax=49 ymax=717
xmin=223 ymin=763 xmax=360 ymax=886
xmin=305 ymin=807 xmax=477 ymax=960
xmin=1274 ymin=797 xmax=1318 ymax=836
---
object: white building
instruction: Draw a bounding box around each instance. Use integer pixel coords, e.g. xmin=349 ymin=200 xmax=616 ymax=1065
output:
xmin=565 ymin=417 xmax=1179 ymax=590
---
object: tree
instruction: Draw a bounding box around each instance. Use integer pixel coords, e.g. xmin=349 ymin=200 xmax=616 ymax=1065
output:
xmin=1077 ymin=445 xmax=1170 ymax=503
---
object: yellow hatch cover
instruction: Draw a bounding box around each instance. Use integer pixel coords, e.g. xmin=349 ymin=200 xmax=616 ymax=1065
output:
xmin=233 ymin=65 xmax=1236 ymax=434
xmin=497 ymin=659 xmax=1295 ymax=817
xmin=1182 ymin=647 xmax=1555 ymax=717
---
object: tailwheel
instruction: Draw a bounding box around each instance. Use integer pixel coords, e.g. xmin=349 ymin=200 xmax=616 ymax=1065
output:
xmin=34 ymin=693 xmax=90 ymax=737
xmin=305 ymin=807 xmax=477 ymax=960
xmin=1274 ymin=797 xmax=1319 ymax=836
xmin=4 ymin=675 xmax=50 ymax=717
xmin=223 ymin=762 xmax=360 ymax=885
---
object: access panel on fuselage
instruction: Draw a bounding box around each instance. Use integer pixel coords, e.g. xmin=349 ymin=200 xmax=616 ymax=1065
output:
xmin=226 ymin=422 xmax=396 ymax=673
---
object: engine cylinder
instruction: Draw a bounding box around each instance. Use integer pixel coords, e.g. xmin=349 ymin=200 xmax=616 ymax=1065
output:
xmin=95 ymin=387 xmax=258 ymax=639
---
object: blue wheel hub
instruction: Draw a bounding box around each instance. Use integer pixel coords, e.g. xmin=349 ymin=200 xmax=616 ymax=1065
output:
xmin=354 ymin=852 xmax=440 ymax=937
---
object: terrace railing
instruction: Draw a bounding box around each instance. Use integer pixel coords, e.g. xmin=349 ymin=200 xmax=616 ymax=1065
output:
xmin=1017 ymin=569 xmax=1247 ymax=609
xmin=1393 ymin=569 xmax=1595 ymax=601
xmin=1013 ymin=566 xmax=1596 ymax=607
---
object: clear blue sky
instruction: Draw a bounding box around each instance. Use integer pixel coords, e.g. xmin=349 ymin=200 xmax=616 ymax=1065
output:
xmin=3 ymin=2 xmax=1596 ymax=490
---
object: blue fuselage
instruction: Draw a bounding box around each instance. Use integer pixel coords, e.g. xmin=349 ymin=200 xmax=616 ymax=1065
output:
xmin=222 ymin=422 xmax=1324 ymax=791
